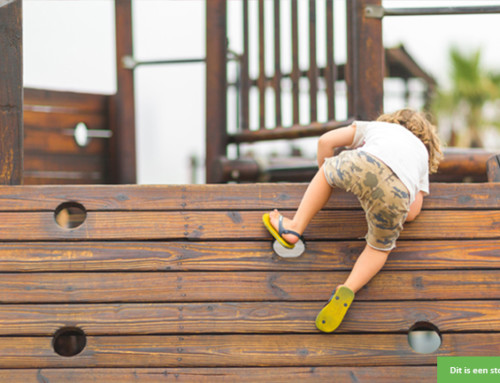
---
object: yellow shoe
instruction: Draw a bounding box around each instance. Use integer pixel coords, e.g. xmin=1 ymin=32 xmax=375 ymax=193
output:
xmin=315 ymin=286 xmax=355 ymax=333
xmin=262 ymin=213 xmax=303 ymax=249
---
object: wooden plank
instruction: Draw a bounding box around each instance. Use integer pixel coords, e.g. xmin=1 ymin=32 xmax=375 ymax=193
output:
xmin=258 ymin=0 xmax=266 ymax=129
xmin=24 ymin=127 xmax=105 ymax=155
xmin=240 ymin=0 xmax=250 ymax=131
xmin=308 ymin=0 xmax=318 ymax=122
xmin=346 ymin=0 xmax=383 ymax=120
xmin=229 ymin=118 xmax=355 ymax=143
xmin=205 ymin=0 xmax=227 ymax=182
xmin=0 ymin=270 xmax=498 ymax=303
xmin=0 ymin=333 xmax=496 ymax=368
xmin=24 ymin=88 xmax=110 ymax=114
xmin=24 ymin=110 xmax=107 ymax=132
xmin=0 ymin=210 xmax=497 ymax=241
xmin=0 ymin=183 xmax=497 ymax=211
xmin=291 ymin=0 xmax=300 ymax=125
xmin=0 ymin=300 xmax=497 ymax=335
xmin=0 ymin=366 xmax=437 ymax=383
xmin=273 ymin=0 xmax=282 ymax=128
xmin=0 ymin=240 xmax=497 ymax=272
xmin=24 ymin=153 xmax=105 ymax=173
xmin=219 ymin=148 xmax=495 ymax=182
xmin=23 ymin=175 xmax=104 ymax=186
xmin=23 ymin=155 xmax=106 ymax=184
xmin=325 ymin=0 xmax=336 ymax=120
xmin=0 ymin=183 xmax=359 ymax=211
xmin=435 ymin=148 xmax=493 ymax=182
xmin=0 ymin=0 xmax=23 ymax=185
xmin=112 ymin=0 xmax=137 ymax=184
xmin=344 ymin=300 xmax=500 ymax=333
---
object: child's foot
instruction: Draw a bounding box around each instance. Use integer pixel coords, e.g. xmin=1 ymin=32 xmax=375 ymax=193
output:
xmin=268 ymin=209 xmax=302 ymax=246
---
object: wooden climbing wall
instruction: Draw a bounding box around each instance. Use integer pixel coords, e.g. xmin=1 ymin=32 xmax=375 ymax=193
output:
xmin=0 ymin=182 xmax=498 ymax=381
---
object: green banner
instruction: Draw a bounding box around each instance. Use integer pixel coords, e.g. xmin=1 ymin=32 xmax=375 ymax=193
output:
xmin=438 ymin=357 xmax=500 ymax=383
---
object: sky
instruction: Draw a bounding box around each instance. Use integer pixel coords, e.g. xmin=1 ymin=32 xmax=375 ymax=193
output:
xmin=22 ymin=0 xmax=500 ymax=184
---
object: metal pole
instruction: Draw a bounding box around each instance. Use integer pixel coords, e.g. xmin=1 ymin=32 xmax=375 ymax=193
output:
xmin=365 ymin=5 xmax=500 ymax=18
xmin=121 ymin=56 xmax=205 ymax=70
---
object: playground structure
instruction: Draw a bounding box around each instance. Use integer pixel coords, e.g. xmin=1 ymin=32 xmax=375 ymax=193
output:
xmin=3 ymin=0 xmax=135 ymax=186
xmin=0 ymin=0 xmax=499 ymax=382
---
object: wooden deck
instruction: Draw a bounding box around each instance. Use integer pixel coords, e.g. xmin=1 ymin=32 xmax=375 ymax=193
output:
xmin=0 ymin=182 xmax=498 ymax=381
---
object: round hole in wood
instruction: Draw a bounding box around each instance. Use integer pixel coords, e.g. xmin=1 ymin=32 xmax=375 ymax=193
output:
xmin=53 ymin=327 xmax=87 ymax=357
xmin=408 ymin=322 xmax=442 ymax=354
xmin=54 ymin=202 xmax=87 ymax=229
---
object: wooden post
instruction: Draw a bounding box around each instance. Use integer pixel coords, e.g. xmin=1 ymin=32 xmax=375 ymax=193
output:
xmin=0 ymin=0 xmax=23 ymax=185
xmin=111 ymin=0 xmax=137 ymax=184
xmin=206 ymin=0 xmax=228 ymax=183
xmin=486 ymin=155 xmax=500 ymax=182
xmin=346 ymin=0 xmax=384 ymax=120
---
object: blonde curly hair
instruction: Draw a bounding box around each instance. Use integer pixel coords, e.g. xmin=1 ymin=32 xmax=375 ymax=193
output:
xmin=376 ymin=108 xmax=443 ymax=174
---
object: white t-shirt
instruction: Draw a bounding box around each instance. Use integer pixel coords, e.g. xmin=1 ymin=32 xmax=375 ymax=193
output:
xmin=348 ymin=121 xmax=429 ymax=204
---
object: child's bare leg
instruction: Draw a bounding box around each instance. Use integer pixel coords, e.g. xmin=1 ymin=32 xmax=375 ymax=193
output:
xmin=342 ymin=244 xmax=390 ymax=293
xmin=269 ymin=166 xmax=333 ymax=244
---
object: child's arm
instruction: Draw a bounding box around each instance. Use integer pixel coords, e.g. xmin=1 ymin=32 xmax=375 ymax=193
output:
xmin=405 ymin=191 xmax=424 ymax=222
xmin=317 ymin=124 xmax=356 ymax=167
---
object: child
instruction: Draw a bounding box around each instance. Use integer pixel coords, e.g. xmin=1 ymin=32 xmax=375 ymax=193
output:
xmin=263 ymin=108 xmax=443 ymax=332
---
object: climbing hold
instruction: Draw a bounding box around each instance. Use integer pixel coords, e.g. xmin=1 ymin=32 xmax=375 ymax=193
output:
xmin=272 ymin=238 xmax=305 ymax=258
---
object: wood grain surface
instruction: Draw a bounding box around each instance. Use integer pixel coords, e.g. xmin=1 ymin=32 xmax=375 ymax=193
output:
xmin=0 ymin=182 xmax=497 ymax=378
xmin=0 ymin=366 xmax=437 ymax=383
xmin=0 ymin=300 xmax=497 ymax=335
xmin=0 ymin=183 xmax=498 ymax=211
xmin=0 ymin=210 xmax=497 ymax=241
xmin=0 ymin=239 xmax=496 ymax=272
xmin=0 ymin=270 xmax=498 ymax=303
xmin=0 ymin=333 xmax=496 ymax=368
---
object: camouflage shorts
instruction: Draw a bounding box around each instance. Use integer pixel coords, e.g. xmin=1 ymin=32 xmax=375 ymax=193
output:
xmin=323 ymin=150 xmax=410 ymax=251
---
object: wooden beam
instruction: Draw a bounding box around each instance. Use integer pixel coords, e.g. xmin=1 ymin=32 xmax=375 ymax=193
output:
xmin=346 ymin=0 xmax=384 ymax=119
xmin=0 ymin=209 xmax=498 ymax=241
xmin=0 ymin=333 xmax=496 ymax=368
xmin=0 ymin=239 xmax=497 ymax=273
xmin=111 ymin=0 xmax=137 ymax=184
xmin=0 ymin=270 xmax=500 ymax=303
xmin=0 ymin=0 xmax=23 ymax=185
xmin=206 ymin=0 xmax=228 ymax=183
xmin=0 ymin=182 xmax=497 ymax=211
xmin=0 ymin=367 xmax=438 ymax=383
xmin=487 ymin=154 xmax=500 ymax=182
xmin=0 ymin=300 xmax=498 ymax=335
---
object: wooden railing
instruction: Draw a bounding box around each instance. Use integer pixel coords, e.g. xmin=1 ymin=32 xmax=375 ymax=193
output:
xmin=205 ymin=0 xmax=500 ymax=184
xmin=206 ymin=0 xmax=384 ymax=182
xmin=0 ymin=0 xmax=137 ymax=186
xmin=234 ymin=0 xmax=339 ymax=132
